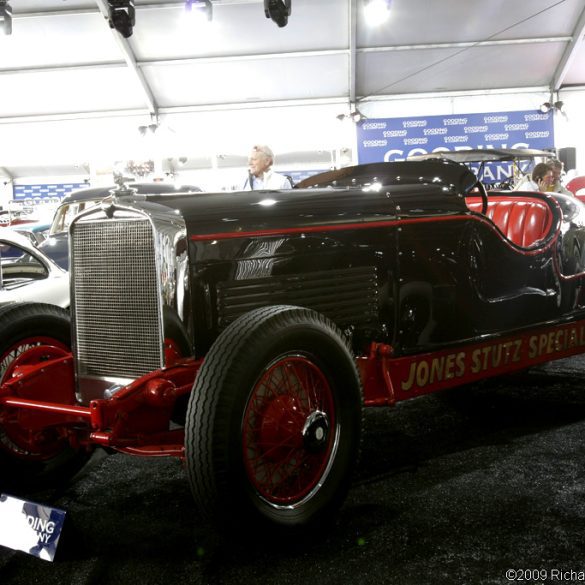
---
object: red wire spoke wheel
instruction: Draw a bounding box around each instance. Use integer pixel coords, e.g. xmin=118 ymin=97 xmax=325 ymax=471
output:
xmin=242 ymin=355 xmax=336 ymax=505
xmin=1 ymin=337 xmax=71 ymax=460
xmin=1 ymin=336 xmax=69 ymax=383
xmin=186 ymin=305 xmax=362 ymax=534
xmin=0 ymin=303 xmax=92 ymax=491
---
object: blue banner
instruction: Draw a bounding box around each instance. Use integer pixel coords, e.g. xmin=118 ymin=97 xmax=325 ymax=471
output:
xmin=357 ymin=110 xmax=554 ymax=183
xmin=13 ymin=183 xmax=88 ymax=205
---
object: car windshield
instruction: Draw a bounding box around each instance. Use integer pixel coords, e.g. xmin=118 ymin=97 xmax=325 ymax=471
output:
xmin=50 ymin=199 xmax=101 ymax=236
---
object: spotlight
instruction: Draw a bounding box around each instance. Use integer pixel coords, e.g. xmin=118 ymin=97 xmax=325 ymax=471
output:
xmin=336 ymin=109 xmax=367 ymax=124
xmin=0 ymin=1 xmax=12 ymax=36
xmin=138 ymin=123 xmax=158 ymax=136
xmin=264 ymin=0 xmax=291 ymax=28
xmin=539 ymin=100 xmax=565 ymax=115
xmin=554 ymin=100 xmax=568 ymax=120
xmin=363 ymin=0 xmax=391 ymax=26
xmin=107 ymin=1 xmax=135 ymax=38
xmin=185 ymin=0 xmax=212 ymax=22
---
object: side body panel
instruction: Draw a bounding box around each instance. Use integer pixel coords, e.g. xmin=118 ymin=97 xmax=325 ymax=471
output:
xmin=189 ymin=229 xmax=398 ymax=356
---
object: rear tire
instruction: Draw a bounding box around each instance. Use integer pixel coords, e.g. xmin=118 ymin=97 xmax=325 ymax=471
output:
xmin=185 ymin=305 xmax=362 ymax=535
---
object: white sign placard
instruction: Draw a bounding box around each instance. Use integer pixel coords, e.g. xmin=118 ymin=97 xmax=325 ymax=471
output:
xmin=0 ymin=493 xmax=66 ymax=562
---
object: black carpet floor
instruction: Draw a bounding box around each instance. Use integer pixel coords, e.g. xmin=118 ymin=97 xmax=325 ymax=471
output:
xmin=1 ymin=357 xmax=584 ymax=585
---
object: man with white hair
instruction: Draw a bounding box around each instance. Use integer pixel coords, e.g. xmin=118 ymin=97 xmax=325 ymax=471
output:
xmin=243 ymin=144 xmax=293 ymax=190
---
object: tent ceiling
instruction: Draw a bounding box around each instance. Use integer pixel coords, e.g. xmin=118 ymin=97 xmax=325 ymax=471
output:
xmin=1 ymin=0 xmax=584 ymax=123
xmin=0 ymin=0 xmax=585 ymax=178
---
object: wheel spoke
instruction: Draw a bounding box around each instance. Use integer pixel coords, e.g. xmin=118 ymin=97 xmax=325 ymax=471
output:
xmin=293 ymin=362 xmax=323 ymax=412
xmin=246 ymin=430 xmax=299 ymax=460
xmin=282 ymin=364 xmax=303 ymax=407
xmin=250 ymin=445 xmax=310 ymax=499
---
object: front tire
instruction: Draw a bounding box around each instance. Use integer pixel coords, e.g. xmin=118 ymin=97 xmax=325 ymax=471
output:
xmin=185 ymin=305 xmax=363 ymax=534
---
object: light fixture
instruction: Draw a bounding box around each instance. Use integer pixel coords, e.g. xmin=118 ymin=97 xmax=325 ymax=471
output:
xmin=138 ymin=123 xmax=158 ymax=136
xmin=107 ymin=1 xmax=135 ymax=38
xmin=0 ymin=1 xmax=12 ymax=36
xmin=185 ymin=0 xmax=212 ymax=22
xmin=539 ymin=100 xmax=565 ymax=115
xmin=264 ymin=0 xmax=291 ymax=28
xmin=337 ymin=108 xmax=367 ymax=124
xmin=363 ymin=0 xmax=391 ymax=26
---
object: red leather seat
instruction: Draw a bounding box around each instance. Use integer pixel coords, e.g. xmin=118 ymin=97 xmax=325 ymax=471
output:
xmin=466 ymin=197 xmax=552 ymax=248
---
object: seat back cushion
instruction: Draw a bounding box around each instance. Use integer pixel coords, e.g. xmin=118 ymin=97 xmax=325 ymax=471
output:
xmin=466 ymin=197 xmax=553 ymax=247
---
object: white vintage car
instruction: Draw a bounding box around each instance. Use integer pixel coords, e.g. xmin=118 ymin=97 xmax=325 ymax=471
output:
xmin=0 ymin=229 xmax=69 ymax=308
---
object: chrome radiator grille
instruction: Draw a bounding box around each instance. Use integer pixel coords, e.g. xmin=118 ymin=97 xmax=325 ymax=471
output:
xmin=71 ymin=218 xmax=163 ymax=379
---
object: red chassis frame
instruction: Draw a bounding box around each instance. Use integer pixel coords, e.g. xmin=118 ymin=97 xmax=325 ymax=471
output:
xmin=2 ymin=317 xmax=585 ymax=460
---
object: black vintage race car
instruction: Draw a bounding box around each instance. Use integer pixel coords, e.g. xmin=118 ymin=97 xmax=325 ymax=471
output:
xmin=1 ymin=159 xmax=585 ymax=536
